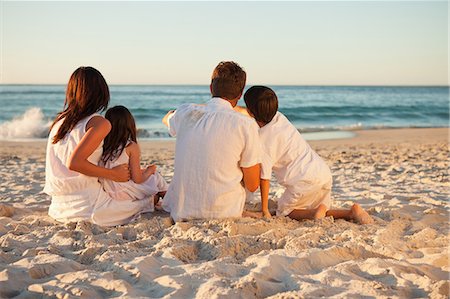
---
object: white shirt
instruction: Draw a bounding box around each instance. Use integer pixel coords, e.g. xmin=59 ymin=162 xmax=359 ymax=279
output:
xmin=44 ymin=114 xmax=103 ymax=222
xmin=260 ymin=112 xmax=332 ymax=194
xmin=162 ymin=97 xmax=262 ymax=221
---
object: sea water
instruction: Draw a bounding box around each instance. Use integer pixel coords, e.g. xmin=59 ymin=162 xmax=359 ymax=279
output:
xmin=0 ymin=85 xmax=448 ymax=141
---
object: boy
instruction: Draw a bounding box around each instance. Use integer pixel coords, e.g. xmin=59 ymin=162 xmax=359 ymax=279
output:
xmin=161 ymin=62 xmax=261 ymax=222
xmin=243 ymin=86 xmax=373 ymax=224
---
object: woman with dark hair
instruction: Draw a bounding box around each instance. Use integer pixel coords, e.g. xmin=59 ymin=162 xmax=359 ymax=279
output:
xmin=43 ymin=67 xmax=153 ymax=226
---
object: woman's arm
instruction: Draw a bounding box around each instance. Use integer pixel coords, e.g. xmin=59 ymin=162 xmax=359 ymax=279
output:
xmin=127 ymin=142 xmax=156 ymax=184
xmin=260 ymin=179 xmax=271 ymax=218
xmin=68 ymin=116 xmax=130 ymax=182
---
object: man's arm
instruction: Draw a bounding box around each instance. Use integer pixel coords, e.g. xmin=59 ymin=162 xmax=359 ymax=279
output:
xmin=234 ymin=105 xmax=251 ymax=117
xmin=241 ymin=164 xmax=260 ymax=192
xmin=162 ymin=110 xmax=175 ymax=127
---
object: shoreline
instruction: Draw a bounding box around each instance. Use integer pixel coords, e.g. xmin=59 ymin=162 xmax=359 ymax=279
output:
xmin=1 ymin=127 xmax=447 ymax=156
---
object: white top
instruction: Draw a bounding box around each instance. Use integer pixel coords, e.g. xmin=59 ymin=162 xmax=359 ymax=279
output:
xmin=162 ymin=97 xmax=262 ymax=221
xmin=99 ymin=144 xmax=168 ymax=201
xmin=260 ymin=112 xmax=332 ymax=194
xmin=44 ymin=114 xmax=104 ymax=221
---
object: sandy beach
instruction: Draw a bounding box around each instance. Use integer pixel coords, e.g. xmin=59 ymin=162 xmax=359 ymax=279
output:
xmin=0 ymin=127 xmax=448 ymax=298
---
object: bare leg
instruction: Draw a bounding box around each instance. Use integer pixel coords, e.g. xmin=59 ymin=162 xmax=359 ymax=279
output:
xmin=288 ymin=204 xmax=327 ymax=221
xmin=326 ymin=203 xmax=373 ymax=224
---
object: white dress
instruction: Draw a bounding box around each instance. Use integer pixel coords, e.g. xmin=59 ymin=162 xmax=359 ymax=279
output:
xmin=259 ymin=112 xmax=333 ymax=216
xmin=99 ymin=144 xmax=168 ymax=206
xmin=44 ymin=114 xmax=153 ymax=226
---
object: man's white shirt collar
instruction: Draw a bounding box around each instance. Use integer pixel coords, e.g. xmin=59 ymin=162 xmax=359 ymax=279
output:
xmin=207 ymin=97 xmax=234 ymax=110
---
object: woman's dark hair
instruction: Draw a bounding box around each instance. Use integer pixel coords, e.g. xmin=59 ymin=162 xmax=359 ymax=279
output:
xmin=211 ymin=61 xmax=246 ymax=101
xmin=101 ymin=105 xmax=137 ymax=162
xmin=51 ymin=66 xmax=110 ymax=143
xmin=244 ymin=86 xmax=278 ymax=124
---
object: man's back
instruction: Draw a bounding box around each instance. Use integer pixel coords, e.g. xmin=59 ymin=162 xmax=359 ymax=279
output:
xmin=162 ymin=98 xmax=261 ymax=221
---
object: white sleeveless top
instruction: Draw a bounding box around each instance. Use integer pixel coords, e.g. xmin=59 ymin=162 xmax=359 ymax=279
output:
xmin=99 ymin=142 xmax=168 ymax=201
xmin=43 ymin=114 xmax=104 ymax=222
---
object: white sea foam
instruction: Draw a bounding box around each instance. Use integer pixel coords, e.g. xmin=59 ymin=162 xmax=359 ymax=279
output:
xmin=0 ymin=108 xmax=51 ymax=140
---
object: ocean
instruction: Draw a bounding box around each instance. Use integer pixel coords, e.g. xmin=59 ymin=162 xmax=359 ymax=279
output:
xmin=0 ymin=85 xmax=448 ymax=141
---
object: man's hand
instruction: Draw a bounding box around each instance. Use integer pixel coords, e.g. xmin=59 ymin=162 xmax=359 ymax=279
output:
xmin=162 ymin=110 xmax=175 ymax=127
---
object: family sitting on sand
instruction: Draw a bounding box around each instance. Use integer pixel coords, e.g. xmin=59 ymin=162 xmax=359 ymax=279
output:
xmin=43 ymin=62 xmax=373 ymax=227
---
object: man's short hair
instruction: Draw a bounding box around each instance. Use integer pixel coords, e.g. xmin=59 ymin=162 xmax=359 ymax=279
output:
xmin=244 ymin=86 xmax=278 ymax=124
xmin=211 ymin=61 xmax=246 ymax=100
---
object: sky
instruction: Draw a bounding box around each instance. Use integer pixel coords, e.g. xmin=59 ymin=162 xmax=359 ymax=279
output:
xmin=1 ymin=1 xmax=448 ymax=85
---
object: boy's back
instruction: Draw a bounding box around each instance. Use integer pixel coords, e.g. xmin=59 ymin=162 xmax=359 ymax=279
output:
xmin=259 ymin=111 xmax=332 ymax=194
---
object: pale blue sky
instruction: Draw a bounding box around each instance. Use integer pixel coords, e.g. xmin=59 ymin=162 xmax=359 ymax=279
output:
xmin=1 ymin=1 xmax=448 ymax=85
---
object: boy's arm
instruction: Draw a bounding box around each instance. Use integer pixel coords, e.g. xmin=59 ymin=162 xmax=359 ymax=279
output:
xmin=260 ymin=179 xmax=271 ymax=218
xmin=241 ymin=164 xmax=260 ymax=192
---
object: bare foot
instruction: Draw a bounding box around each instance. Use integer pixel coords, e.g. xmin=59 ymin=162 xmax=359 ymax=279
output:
xmin=242 ymin=210 xmax=263 ymax=219
xmin=350 ymin=204 xmax=374 ymax=224
xmin=152 ymin=194 xmax=164 ymax=211
xmin=314 ymin=204 xmax=327 ymax=220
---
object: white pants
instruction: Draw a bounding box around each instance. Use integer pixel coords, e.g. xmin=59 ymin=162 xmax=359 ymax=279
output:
xmin=91 ymin=190 xmax=154 ymax=227
xmin=277 ymin=180 xmax=332 ymax=217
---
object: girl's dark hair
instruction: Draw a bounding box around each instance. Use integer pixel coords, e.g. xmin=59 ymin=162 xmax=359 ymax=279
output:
xmin=51 ymin=66 xmax=110 ymax=144
xmin=101 ymin=105 xmax=137 ymax=162
xmin=244 ymin=86 xmax=278 ymax=124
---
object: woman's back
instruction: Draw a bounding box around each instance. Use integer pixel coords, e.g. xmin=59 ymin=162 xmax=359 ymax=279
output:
xmin=44 ymin=114 xmax=102 ymax=221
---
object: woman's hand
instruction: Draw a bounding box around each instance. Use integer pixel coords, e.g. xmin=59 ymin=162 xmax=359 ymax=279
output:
xmin=110 ymin=163 xmax=130 ymax=182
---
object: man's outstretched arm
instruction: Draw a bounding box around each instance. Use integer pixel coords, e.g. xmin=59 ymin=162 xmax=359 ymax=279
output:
xmin=162 ymin=110 xmax=175 ymax=127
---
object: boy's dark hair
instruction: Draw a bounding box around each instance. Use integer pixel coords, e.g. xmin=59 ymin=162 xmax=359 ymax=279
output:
xmin=244 ymin=86 xmax=278 ymax=124
xmin=102 ymin=105 xmax=137 ymax=163
xmin=211 ymin=61 xmax=246 ymax=100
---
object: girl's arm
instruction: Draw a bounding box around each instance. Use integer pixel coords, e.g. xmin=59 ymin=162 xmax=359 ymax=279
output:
xmin=127 ymin=142 xmax=155 ymax=184
xmin=260 ymin=179 xmax=271 ymax=218
xmin=68 ymin=116 xmax=130 ymax=182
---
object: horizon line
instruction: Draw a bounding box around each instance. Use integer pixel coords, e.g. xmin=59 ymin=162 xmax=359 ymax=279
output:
xmin=1 ymin=83 xmax=449 ymax=88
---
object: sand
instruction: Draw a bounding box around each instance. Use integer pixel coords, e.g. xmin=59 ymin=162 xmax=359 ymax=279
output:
xmin=0 ymin=128 xmax=448 ymax=298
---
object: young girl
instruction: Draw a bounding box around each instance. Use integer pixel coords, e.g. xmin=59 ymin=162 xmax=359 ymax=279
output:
xmin=44 ymin=67 xmax=154 ymax=226
xmin=242 ymin=86 xmax=373 ymax=224
xmin=100 ymin=105 xmax=168 ymax=209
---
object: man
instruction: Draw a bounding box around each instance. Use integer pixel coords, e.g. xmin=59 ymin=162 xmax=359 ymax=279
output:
xmin=162 ymin=61 xmax=261 ymax=221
